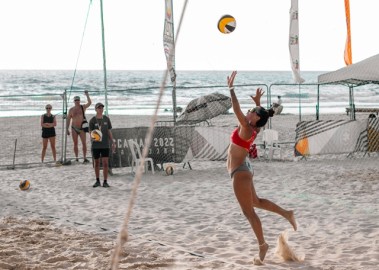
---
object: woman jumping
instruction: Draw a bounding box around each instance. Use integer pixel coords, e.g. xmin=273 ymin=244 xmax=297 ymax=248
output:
xmin=226 ymin=71 xmax=297 ymax=263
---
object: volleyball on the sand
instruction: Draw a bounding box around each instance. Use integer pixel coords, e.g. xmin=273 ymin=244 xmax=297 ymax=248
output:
xmin=19 ymin=180 xmax=31 ymax=191
xmin=217 ymin=14 xmax=236 ymax=34
xmin=91 ymin=129 xmax=102 ymax=142
xmin=165 ymin=165 xmax=174 ymax=175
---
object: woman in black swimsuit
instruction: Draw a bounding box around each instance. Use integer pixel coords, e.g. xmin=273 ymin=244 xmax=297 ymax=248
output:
xmin=227 ymin=71 xmax=297 ymax=263
xmin=41 ymin=104 xmax=57 ymax=163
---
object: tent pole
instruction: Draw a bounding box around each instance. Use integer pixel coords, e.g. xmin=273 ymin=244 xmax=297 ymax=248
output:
xmin=349 ymin=86 xmax=355 ymax=120
xmin=298 ymin=84 xmax=302 ymax=122
xmin=352 ymin=86 xmax=355 ymax=120
xmin=349 ymin=85 xmax=354 ymax=120
xmin=316 ymin=84 xmax=320 ymax=120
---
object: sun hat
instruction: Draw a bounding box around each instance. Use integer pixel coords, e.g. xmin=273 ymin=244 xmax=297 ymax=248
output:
xmin=73 ymin=96 xmax=80 ymax=101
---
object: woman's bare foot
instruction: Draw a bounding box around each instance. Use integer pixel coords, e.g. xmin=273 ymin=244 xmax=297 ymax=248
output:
xmin=259 ymin=242 xmax=269 ymax=261
xmin=287 ymin=210 xmax=297 ymax=231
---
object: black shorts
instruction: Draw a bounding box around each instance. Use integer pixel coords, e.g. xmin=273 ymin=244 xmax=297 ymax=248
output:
xmin=42 ymin=128 xmax=56 ymax=138
xmin=92 ymin=148 xmax=110 ymax=159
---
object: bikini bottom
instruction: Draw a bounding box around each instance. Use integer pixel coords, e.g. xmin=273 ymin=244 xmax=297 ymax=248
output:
xmin=230 ymin=159 xmax=254 ymax=178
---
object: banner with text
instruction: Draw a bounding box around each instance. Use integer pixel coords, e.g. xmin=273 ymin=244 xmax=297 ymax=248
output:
xmin=289 ymin=0 xmax=304 ymax=83
xmin=163 ymin=0 xmax=176 ymax=82
xmin=111 ymin=126 xmax=231 ymax=168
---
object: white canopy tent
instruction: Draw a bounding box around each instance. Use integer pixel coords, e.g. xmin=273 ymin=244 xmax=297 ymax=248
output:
xmin=318 ymin=53 xmax=379 ymax=85
xmin=318 ymin=53 xmax=379 ymax=119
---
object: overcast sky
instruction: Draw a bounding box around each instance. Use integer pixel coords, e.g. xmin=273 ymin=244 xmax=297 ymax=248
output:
xmin=0 ymin=0 xmax=378 ymax=71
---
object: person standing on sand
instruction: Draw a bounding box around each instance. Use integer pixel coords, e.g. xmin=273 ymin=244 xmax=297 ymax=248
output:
xmin=89 ymin=102 xmax=116 ymax=188
xmin=41 ymin=104 xmax=57 ymax=163
xmin=272 ymin=95 xmax=283 ymax=115
xmin=226 ymin=71 xmax=297 ymax=263
xmin=66 ymin=91 xmax=91 ymax=163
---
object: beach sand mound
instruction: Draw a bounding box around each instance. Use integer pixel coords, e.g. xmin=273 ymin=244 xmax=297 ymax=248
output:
xmin=275 ymin=230 xmax=305 ymax=262
xmin=0 ymin=217 xmax=115 ymax=269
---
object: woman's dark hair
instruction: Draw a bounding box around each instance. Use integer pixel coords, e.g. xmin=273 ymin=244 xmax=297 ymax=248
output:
xmin=255 ymin=106 xmax=275 ymax=127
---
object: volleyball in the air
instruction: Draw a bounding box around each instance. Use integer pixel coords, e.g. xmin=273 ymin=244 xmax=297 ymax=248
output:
xmin=91 ymin=129 xmax=102 ymax=142
xmin=217 ymin=14 xmax=236 ymax=34
xmin=19 ymin=180 xmax=31 ymax=191
xmin=165 ymin=165 xmax=174 ymax=176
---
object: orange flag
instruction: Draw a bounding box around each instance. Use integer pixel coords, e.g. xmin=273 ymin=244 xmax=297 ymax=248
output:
xmin=344 ymin=0 xmax=352 ymax=65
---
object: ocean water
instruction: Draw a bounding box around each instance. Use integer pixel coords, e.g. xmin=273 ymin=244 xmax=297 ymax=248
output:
xmin=0 ymin=70 xmax=378 ymax=117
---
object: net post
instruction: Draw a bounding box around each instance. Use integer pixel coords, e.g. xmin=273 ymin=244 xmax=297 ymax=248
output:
xmin=11 ymin=139 xmax=17 ymax=169
xmin=62 ymin=90 xmax=71 ymax=165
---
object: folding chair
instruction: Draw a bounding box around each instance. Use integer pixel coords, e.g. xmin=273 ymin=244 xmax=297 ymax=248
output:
xmin=127 ymin=139 xmax=155 ymax=174
xmin=262 ymin=129 xmax=282 ymax=160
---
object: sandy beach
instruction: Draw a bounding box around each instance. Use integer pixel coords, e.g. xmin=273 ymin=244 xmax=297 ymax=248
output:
xmin=1 ymin=113 xmax=379 ymax=269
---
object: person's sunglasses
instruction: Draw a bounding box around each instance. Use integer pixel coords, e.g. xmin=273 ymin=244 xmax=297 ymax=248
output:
xmin=74 ymin=99 xmax=80 ymax=102
xmin=46 ymin=107 xmax=52 ymax=109
xmin=248 ymin=107 xmax=262 ymax=116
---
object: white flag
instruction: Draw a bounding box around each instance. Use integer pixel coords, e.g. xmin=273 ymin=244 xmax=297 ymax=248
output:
xmin=289 ymin=0 xmax=304 ymax=83
xmin=163 ymin=0 xmax=176 ymax=82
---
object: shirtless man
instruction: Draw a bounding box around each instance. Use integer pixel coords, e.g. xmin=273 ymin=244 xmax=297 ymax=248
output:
xmin=66 ymin=91 xmax=92 ymax=163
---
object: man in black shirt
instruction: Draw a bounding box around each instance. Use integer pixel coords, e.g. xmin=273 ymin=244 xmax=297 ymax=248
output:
xmin=89 ymin=102 xmax=116 ymax=187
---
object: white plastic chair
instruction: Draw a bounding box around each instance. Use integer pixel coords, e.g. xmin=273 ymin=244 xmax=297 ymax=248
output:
xmin=262 ymin=129 xmax=282 ymax=160
xmin=127 ymin=139 xmax=155 ymax=174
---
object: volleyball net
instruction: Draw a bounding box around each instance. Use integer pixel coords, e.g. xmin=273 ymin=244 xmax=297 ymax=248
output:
xmin=0 ymin=83 xmax=378 ymax=169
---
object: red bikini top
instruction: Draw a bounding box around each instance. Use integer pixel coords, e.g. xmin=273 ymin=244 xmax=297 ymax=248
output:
xmin=230 ymin=127 xmax=257 ymax=151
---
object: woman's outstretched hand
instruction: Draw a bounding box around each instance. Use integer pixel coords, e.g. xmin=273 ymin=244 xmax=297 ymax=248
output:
xmin=227 ymin=71 xmax=237 ymax=89
xmin=250 ymin=88 xmax=265 ymax=105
